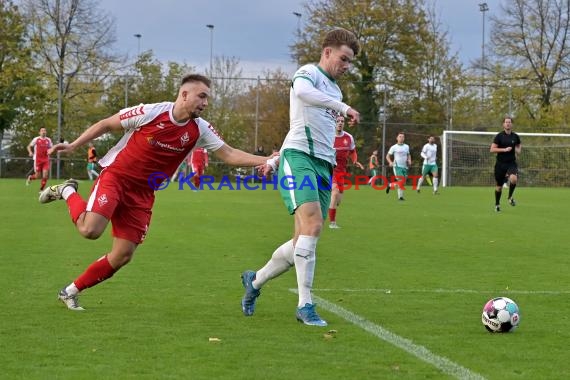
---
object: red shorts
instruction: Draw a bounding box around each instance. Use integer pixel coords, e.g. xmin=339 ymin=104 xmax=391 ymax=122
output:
xmin=35 ymin=160 xmax=50 ymax=173
xmin=86 ymin=170 xmax=154 ymax=244
xmin=332 ymin=170 xmax=349 ymax=193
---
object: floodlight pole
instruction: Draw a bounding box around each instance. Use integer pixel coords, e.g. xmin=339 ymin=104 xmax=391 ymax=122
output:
xmin=479 ymin=3 xmax=489 ymax=106
xmin=134 ymin=33 xmax=142 ymax=56
xmin=293 ymin=12 xmax=302 ymax=64
xmin=206 ymin=24 xmax=214 ymax=74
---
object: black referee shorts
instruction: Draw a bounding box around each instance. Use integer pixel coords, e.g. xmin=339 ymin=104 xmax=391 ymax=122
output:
xmin=494 ymin=162 xmax=518 ymax=186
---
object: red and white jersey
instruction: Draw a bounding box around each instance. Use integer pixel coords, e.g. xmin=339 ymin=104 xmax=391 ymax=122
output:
xmin=333 ymin=131 xmax=357 ymax=173
xmin=29 ymin=136 xmax=53 ymax=162
xmin=98 ymin=102 xmax=224 ymax=184
xmin=190 ymin=147 xmax=208 ymax=167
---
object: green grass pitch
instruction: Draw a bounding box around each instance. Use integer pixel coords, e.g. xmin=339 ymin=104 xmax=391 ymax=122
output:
xmin=1 ymin=178 xmax=569 ymax=379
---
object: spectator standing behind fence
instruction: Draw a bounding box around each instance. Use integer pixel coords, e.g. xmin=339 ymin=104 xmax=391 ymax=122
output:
xmin=367 ymin=150 xmax=379 ymax=185
xmin=26 ymin=127 xmax=52 ymax=191
xmin=490 ymin=117 xmax=521 ymax=212
xmin=86 ymin=142 xmax=100 ymax=180
xmin=385 ymin=132 xmax=411 ymax=201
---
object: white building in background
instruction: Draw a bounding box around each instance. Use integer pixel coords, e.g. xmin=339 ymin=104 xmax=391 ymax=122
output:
xmin=0 ymin=129 xmax=14 ymax=157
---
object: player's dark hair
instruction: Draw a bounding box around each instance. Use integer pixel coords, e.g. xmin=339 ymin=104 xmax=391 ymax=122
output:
xmin=503 ymin=116 xmax=514 ymax=123
xmin=180 ymin=74 xmax=211 ymax=88
xmin=322 ymin=28 xmax=360 ymax=56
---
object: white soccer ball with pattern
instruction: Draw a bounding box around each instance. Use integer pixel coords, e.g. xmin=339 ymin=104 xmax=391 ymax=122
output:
xmin=481 ymin=297 xmax=520 ymax=333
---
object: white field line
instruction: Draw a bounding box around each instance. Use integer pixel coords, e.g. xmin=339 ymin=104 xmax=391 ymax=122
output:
xmin=313 ymin=288 xmax=570 ymax=295
xmin=289 ymin=289 xmax=486 ymax=380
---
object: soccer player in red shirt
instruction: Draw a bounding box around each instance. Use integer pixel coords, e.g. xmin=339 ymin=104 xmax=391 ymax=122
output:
xmin=190 ymin=146 xmax=208 ymax=188
xmin=26 ymin=127 xmax=53 ymax=190
xmin=39 ymin=74 xmax=277 ymax=311
xmin=328 ymin=115 xmax=363 ymax=228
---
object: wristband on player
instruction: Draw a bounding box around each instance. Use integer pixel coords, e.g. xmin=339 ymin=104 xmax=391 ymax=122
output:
xmin=266 ymin=156 xmax=279 ymax=171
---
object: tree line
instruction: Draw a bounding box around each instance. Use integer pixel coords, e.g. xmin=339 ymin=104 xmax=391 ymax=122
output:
xmin=2 ymin=0 xmax=570 ymax=162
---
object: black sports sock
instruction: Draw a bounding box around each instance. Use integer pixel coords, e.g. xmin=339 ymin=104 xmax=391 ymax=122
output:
xmin=508 ymin=183 xmax=516 ymax=199
xmin=495 ymin=190 xmax=502 ymax=206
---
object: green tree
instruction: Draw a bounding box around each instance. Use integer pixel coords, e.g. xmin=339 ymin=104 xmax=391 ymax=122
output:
xmin=98 ymin=51 xmax=194 ymax=153
xmin=291 ymin=0 xmax=456 ymax=153
xmin=235 ymin=70 xmax=290 ymax=153
xmin=23 ymin=0 xmax=122 ymax=143
xmin=204 ymin=55 xmax=248 ymax=147
xmin=489 ymin=0 xmax=570 ymax=124
xmin=0 ymin=0 xmax=47 ymax=155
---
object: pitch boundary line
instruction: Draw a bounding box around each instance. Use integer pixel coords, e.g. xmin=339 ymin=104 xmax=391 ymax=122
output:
xmin=289 ymin=290 xmax=486 ymax=380
xmin=313 ymin=288 xmax=570 ymax=295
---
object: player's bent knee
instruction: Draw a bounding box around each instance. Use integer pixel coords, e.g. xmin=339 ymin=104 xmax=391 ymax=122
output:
xmin=77 ymin=224 xmax=105 ymax=240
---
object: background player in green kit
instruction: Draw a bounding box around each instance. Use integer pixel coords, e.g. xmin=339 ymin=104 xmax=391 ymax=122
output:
xmin=240 ymin=28 xmax=361 ymax=326
xmin=386 ymin=132 xmax=411 ymax=201
xmin=417 ymin=135 xmax=439 ymax=194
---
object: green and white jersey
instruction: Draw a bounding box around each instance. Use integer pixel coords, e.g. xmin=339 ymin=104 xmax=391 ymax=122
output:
xmin=388 ymin=143 xmax=410 ymax=168
xmin=282 ymin=64 xmax=350 ymax=165
xmin=421 ymin=143 xmax=437 ymax=165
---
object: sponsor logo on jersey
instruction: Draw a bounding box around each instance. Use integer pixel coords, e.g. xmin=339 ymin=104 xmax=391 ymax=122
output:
xmin=295 ymin=69 xmax=311 ymax=78
xmin=146 ymin=136 xmax=185 ymax=152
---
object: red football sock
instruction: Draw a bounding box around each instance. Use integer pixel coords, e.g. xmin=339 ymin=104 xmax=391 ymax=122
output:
xmin=74 ymin=255 xmax=117 ymax=291
xmin=328 ymin=208 xmax=336 ymax=222
xmin=193 ymin=175 xmax=200 ymax=188
xmin=66 ymin=192 xmax=87 ymax=224
xmin=40 ymin=178 xmax=47 ymax=190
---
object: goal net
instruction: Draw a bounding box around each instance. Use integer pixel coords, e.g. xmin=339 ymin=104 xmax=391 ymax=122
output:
xmin=442 ymin=131 xmax=570 ymax=187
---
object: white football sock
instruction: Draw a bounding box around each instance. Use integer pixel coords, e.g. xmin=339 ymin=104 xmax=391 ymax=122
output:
xmin=253 ymin=239 xmax=294 ymax=289
xmin=294 ymin=235 xmax=318 ymax=307
xmin=62 ymin=186 xmax=76 ymax=200
xmin=433 ymin=178 xmax=439 ymax=191
xmin=397 ymin=188 xmax=404 ymax=199
xmin=417 ymin=176 xmax=424 ymax=189
xmin=65 ymin=282 xmax=80 ymax=296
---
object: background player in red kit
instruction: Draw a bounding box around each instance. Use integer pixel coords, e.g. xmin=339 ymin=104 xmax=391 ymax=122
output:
xmin=39 ymin=74 xmax=277 ymax=311
xmin=26 ymin=127 xmax=53 ymax=190
xmin=328 ymin=115 xmax=363 ymax=229
xmin=190 ymin=146 xmax=208 ymax=188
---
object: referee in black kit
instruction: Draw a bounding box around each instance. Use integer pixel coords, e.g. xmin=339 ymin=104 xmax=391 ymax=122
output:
xmin=490 ymin=116 xmax=521 ymax=212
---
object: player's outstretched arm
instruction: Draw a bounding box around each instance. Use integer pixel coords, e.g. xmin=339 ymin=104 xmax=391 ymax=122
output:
xmin=213 ymin=144 xmax=266 ymax=166
xmin=213 ymin=144 xmax=279 ymax=176
xmin=48 ymin=114 xmax=123 ymax=155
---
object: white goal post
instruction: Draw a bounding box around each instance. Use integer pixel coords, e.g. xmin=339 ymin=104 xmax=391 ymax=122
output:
xmin=442 ymin=131 xmax=570 ymax=187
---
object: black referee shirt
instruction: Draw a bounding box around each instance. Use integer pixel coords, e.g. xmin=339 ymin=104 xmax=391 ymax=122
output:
xmin=493 ymin=131 xmax=521 ymax=163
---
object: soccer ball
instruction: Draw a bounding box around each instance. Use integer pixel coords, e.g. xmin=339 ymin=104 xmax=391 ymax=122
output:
xmin=481 ymin=297 xmax=520 ymax=333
